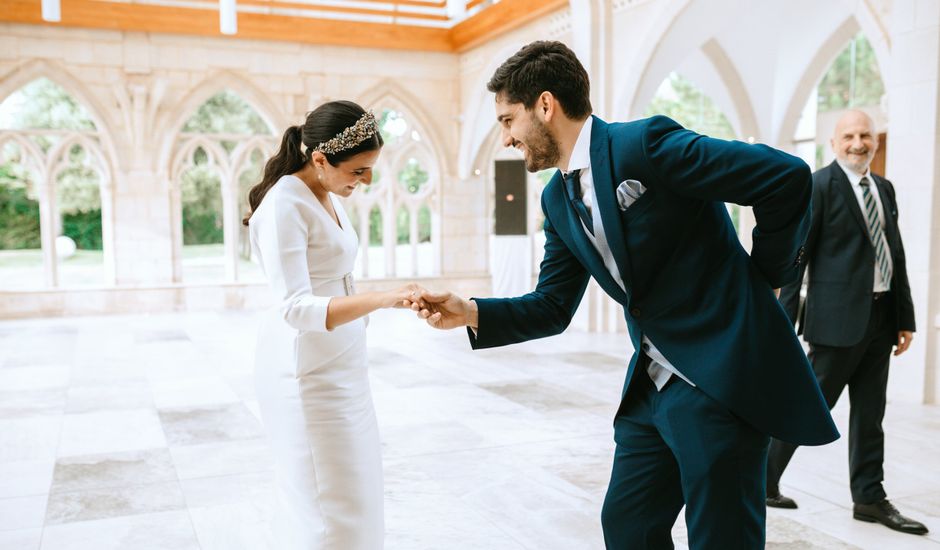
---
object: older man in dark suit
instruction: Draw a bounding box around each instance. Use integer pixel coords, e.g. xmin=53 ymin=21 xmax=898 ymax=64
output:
xmin=766 ymin=110 xmax=927 ymax=536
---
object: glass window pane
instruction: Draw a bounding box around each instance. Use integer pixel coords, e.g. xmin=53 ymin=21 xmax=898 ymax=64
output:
xmin=644 ymin=72 xmax=735 ymax=139
xmin=182 ymin=90 xmax=271 ymax=135
xmin=398 ymin=157 xmax=429 ymax=194
xmin=56 ymin=144 xmax=104 ymax=287
xmin=416 ymin=205 xmax=433 ymax=277
xmin=377 ymin=109 xmax=408 ymax=146
xmin=237 ymin=148 xmax=265 ymax=282
xmin=0 ymin=142 xmax=43 ymax=289
xmin=180 ymin=148 xmax=224 ymax=283
xmin=395 ymin=206 xmax=411 ymax=276
xmin=0 ymin=78 xmax=96 ymax=131
xmin=367 ymin=206 xmax=385 ymax=278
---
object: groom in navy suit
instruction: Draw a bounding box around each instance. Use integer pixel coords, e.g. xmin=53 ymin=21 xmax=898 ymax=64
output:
xmin=410 ymin=41 xmax=838 ymax=549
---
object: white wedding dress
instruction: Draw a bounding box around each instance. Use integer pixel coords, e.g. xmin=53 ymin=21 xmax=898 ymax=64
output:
xmin=249 ymin=174 xmax=383 ymax=549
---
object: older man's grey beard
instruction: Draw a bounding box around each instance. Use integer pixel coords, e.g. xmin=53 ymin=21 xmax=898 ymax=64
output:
xmin=841 ymin=148 xmax=875 ymax=174
xmin=522 ymin=115 xmax=561 ymax=172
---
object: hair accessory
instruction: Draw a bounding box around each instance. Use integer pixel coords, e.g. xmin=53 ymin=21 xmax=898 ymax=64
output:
xmin=315 ymin=111 xmax=379 ymax=155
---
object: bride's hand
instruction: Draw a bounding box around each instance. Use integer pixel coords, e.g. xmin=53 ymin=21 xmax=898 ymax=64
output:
xmin=385 ymin=283 xmax=426 ymax=309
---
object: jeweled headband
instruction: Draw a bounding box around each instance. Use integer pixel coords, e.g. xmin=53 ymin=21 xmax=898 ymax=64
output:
xmin=314 ymin=111 xmax=379 ymax=155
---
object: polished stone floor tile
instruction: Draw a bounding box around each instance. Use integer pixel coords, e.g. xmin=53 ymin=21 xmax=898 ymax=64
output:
xmin=766 ymin=514 xmax=862 ymax=549
xmin=0 ymin=366 xmax=70 ymax=393
xmin=786 ymin=505 xmax=939 ymax=550
xmin=478 ymin=380 xmax=608 ymax=412
xmin=51 ymin=448 xmax=177 ymax=494
xmin=169 ymin=439 xmax=272 ymax=480
xmin=64 ymin=380 xmax=154 ymax=414
xmin=39 ymin=510 xmax=200 ymax=550
xmin=0 ymin=494 xmax=47 ymax=531
xmin=0 ymin=528 xmax=42 ymax=550
xmin=68 ymin=363 xmax=145 ymax=387
xmin=157 ymin=403 xmax=263 ymax=447
xmin=0 ymin=310 xmax=937 ymax=549
xmin=178 ymin=471 xmax=275 ymax=509
xmin=149 ymin=377 xmax=240 ymax=410
xmin=0 ymin=459 xmax=54 ymax=499
xmin=0 ymin=388 xmax=67 ymax=418
xmin=0 ymin=416 xmax=62 ymax=462
xmin=57 ymin=409 xmax=167 ymax=458
xmin=134 ymin=329 xmax=190 ymax=344
xmin=381 ymin=419 xmax=489 ymax=458
xmin=187 ymin=501 xmax=274 ymax=550
xmin=45 ymin=480 xmax=187 ymax=525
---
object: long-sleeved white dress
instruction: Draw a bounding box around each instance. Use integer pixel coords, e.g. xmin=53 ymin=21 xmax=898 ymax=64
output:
xmin=249 ymin=174 xmax=383 ymax=550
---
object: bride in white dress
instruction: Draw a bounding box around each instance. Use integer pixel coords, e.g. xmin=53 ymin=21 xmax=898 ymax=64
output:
xmin=243 ymin=101 xmax=418 ymax=549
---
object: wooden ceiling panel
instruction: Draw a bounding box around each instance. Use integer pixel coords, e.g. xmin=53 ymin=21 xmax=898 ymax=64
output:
xmin=0 ymin=0 xmax=568 ymax=52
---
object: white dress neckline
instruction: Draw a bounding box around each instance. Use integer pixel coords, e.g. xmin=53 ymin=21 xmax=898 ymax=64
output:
xmin=284 ymin=174 xmax=347 ymax=232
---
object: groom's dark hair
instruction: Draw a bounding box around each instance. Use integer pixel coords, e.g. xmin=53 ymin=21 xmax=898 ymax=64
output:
xmin=487 ymin=40 xmax=592 ymax=120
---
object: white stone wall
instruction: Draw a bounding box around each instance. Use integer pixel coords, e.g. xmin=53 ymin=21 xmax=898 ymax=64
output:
xmin=0 ymin=22 xmax=466 ymax=292
xmin=883 ymin=0 xmax=940 ymax=404
xmin=2 ymin=0 xmax=939 ymax=404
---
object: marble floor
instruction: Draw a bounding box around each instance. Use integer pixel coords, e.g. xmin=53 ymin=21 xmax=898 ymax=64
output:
xmin=0 ymin=309 xmax=938 ymax=550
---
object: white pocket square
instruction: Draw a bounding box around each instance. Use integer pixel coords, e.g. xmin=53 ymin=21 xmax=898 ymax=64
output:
xmin=616 ymin=179 xmax=647 ymax=211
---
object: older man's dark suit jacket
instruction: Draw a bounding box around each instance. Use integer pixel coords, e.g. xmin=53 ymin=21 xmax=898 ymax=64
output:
xmin=780 ymin=161 xmax=916 ymax=344
xmin=468 ymin=115 xmax=838 ymax=447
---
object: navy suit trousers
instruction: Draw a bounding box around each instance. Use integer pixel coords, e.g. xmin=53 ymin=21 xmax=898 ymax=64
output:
xmin=602 ymin=365 xmax=770 ymax=550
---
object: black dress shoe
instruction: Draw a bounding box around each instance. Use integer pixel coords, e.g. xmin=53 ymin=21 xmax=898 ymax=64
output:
xmin=853 ymin=499 xmax=929 ymax=535
xmin=766 ymin=491 xmax=798 ymax=509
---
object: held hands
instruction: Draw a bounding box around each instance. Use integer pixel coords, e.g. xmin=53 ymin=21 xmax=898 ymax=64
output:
xmin=404 ymin=289 xmax=478 ymax=330
xmin=386 ymin=283 xmax=428 ymax=309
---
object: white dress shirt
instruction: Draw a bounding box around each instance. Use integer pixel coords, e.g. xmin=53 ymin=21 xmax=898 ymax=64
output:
xmin=835 ymin=159 xmax=892 ymax=292
xmin=566 ymin=117 xmax=694 ymax=391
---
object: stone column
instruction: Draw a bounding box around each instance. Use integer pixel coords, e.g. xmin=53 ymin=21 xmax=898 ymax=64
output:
xmin=885 ymin=0 xmax=940 ymax=404
xmin=569 ymin=0 xmax=622 ymax=332
xmin=569 ymin=0 xmax=614 ymax=118
xmin=111 ymin=168 xmax=175 ymax=286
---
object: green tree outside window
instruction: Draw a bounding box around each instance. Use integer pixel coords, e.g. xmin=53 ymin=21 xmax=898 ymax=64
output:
xmin=817 ymin=34 xmax=884 ymax=112
xmin=645 ymin=72 xmax=735 ymax=140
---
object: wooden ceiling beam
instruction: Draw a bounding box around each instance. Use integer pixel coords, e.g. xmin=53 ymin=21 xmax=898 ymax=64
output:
xmin=1 ymin=0 xmax=454 ymax=51
xmin=230 ymin=0 xmax=450 ymax=22
xmin=0 ymin=0 xmax=568 ymax=53
xmin=450 ymin=0 xmax=568 ymax=52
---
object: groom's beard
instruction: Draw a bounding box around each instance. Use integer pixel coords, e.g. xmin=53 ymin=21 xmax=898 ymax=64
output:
xmin=522 ymin=116 xmax=560 ymax=172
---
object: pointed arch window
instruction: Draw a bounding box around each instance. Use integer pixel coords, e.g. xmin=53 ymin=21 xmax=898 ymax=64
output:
xmin=170 ymin=89 xmax=276 ymax=283
xmin=344 ymin=105 xmax=440 ymax=279
xmin=0 ymin=77 xmax=113 ymax=289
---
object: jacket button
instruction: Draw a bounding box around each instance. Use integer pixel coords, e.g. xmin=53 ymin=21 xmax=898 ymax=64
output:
xmin=631 ymin=308 xmax=641 ymax=318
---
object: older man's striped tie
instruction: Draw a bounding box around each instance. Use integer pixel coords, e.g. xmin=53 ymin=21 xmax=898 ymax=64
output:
xmin=859 ymin=176 xmax=893 ymax=286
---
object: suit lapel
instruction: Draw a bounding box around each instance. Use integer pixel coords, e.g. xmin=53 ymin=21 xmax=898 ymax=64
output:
xmin=554 ymin=179 xmax=628 ymax=304
xmin=832 ymin=162 xmax=872 ymax=248
xmin=590 ymin=117 xmax=633 ymax=302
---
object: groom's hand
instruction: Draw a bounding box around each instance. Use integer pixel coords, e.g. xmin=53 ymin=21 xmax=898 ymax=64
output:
xmin=410 ymin=290 xmax=478 ymax=330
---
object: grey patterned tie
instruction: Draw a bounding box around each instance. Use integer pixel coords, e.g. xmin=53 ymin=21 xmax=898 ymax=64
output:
xmin=859 ymin=176 xmax=893 ymax=286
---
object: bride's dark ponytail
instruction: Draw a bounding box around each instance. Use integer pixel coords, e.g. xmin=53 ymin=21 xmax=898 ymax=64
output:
xmin=243 ymin=125 xmax=305 ymax=225
xmin=243 ymin=100 xmax=383 ymax=226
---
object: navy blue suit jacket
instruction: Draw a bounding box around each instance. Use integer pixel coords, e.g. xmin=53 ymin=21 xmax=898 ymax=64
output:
xmin=469 ymin=115 xmax=838 ymax=446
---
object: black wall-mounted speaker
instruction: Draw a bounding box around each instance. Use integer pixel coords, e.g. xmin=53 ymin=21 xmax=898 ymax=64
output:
xmin=494 ymin=159 xmax=527 ymax=236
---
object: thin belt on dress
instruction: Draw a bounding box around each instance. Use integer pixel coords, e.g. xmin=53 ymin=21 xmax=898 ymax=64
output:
xmin=311 ymin=273 xmax=355 ymax=298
